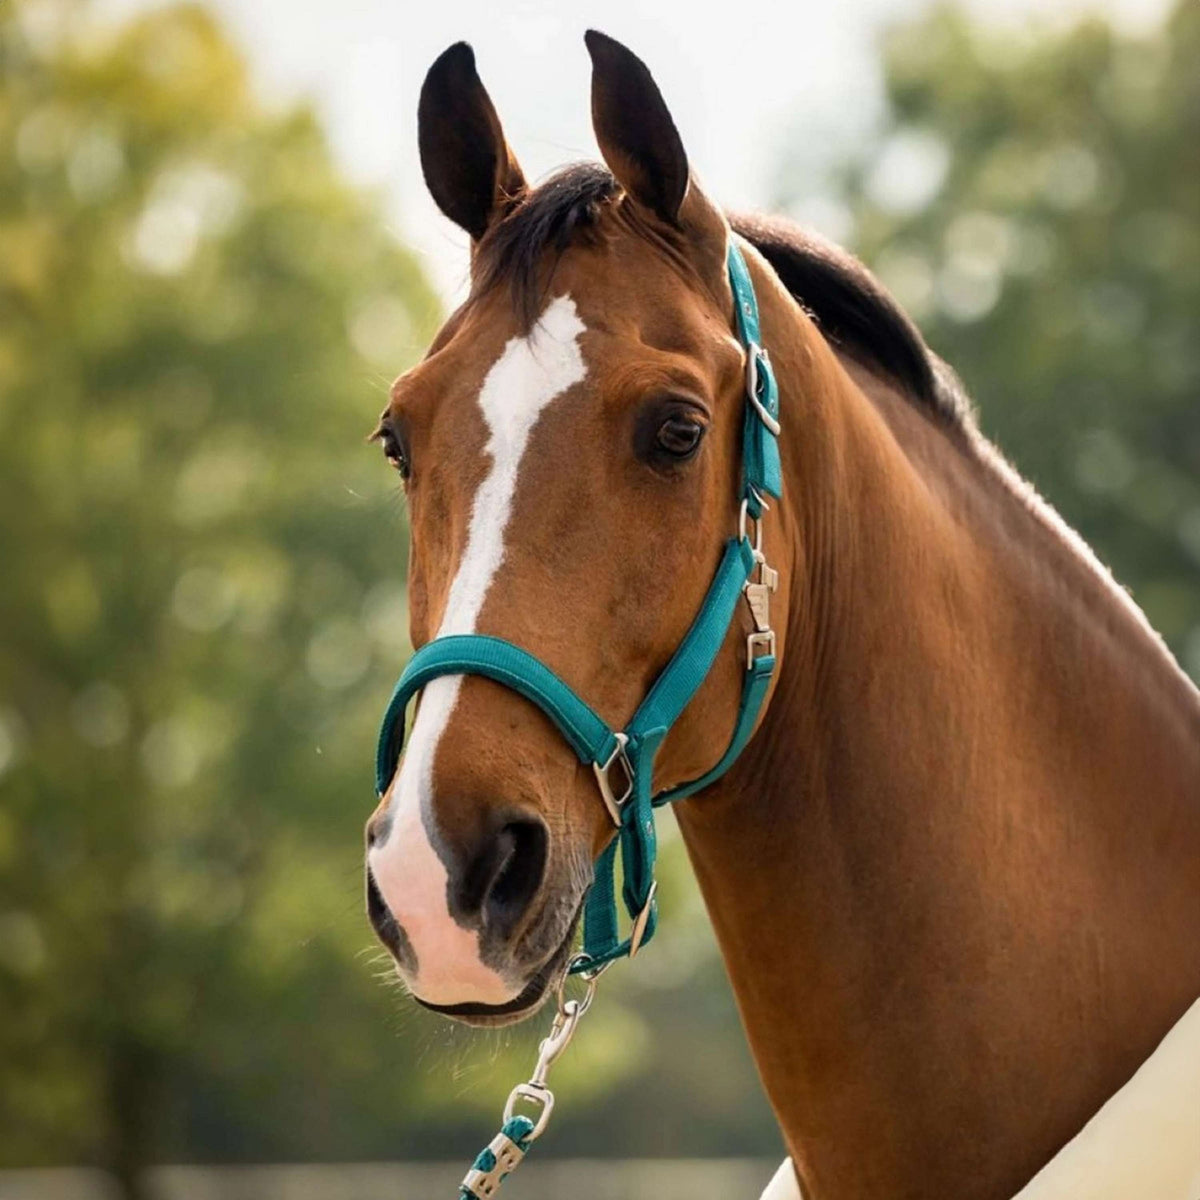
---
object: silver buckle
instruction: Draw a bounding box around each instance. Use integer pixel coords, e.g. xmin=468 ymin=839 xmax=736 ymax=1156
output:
xmin=745 ymin=342 xmax=782 ymax=436
xmin=742 ymin=503 xmax=779 ymax=671
xmin=628 ymin=880 xmax=658 ymax=958
xmin=502 ymin=1082 xmax=555 ymax=1139
xmin=747 ymin=630 xmax=777 ymax=668
xmin=592 ymin=732 xmax=632 ymax=825
xmin=738 ymin=494 xmax=768 ymax=554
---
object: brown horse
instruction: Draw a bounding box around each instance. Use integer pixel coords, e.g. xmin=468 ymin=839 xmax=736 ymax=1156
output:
xmin=364 ymin=32 xmax=1200 ymax=1200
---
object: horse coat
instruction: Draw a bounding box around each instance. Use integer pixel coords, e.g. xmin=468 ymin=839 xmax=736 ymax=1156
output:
xmin=761 ymin=992 xmax=1200 ymax=1200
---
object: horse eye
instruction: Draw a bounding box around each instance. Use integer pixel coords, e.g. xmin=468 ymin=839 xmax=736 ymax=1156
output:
xmin=656 ymin=416 xmax=704 ymax=459
xmin=379 ymin=428 xmax=410 ymax=480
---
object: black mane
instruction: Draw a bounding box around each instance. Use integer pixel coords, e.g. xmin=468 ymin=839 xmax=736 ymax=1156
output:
xmin=729 ymin=212 xmax=973 ymax=430
xmin=475 ymin=162 xmax=972 ymax=433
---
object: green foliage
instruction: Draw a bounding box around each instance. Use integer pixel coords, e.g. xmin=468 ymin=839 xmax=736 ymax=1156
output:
xmin=0 ymin=0 xmax=458 ymax=1177
xmin=783 ymin=1 xmax=1200 ymax=674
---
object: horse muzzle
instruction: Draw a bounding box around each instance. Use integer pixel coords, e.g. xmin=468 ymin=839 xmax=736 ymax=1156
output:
xmin=365 ymin=804 xmax=584 ymax=1025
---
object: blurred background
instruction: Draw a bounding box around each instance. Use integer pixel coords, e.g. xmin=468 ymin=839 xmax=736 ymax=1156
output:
xmin=1 ymin=0 xmax=1196 ymax=1197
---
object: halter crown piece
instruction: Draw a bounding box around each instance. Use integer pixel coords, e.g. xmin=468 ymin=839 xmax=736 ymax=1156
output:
xmin=374 ymin=238 xmax=782 ymax=1198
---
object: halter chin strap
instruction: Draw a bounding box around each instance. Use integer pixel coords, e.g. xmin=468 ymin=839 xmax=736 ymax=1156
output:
xmin=375 ymin=237 xmax=782 ymax=974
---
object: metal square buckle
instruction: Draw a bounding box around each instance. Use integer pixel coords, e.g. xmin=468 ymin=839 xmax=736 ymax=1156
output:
xmin=744 ymin=342 xmax=781 ymax=435
xmin=592 ymin=732 xmax=633 ymax=825
xmin=747 ymin=630 xmax=777 ymax=669
xmin=628 ymin=880 xmax=658 ymax=958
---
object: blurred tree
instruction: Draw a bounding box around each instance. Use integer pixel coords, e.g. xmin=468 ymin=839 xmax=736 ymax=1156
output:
xmin=0 ymin=1 xmax=458 ymax=1192
xmin=778 ymin=0 xmax=1200 ymax=678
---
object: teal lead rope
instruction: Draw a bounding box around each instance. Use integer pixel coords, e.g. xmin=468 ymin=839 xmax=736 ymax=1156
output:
xmin=457 ymin=970 xmax=602 ymax=1199
xmin=458 ymin=1116 xmax=536 ymax=1200
xmin=374 ymin=239 xmax=783 ymax=1198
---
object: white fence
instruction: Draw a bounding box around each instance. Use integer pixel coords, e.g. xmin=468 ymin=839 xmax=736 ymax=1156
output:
xmin=0 ymin=1160 xmax=781 ymax=1200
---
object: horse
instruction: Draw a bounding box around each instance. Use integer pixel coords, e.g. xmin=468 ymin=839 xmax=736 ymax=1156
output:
xmin=363 ymin=31 xmax=1200 ymax=1200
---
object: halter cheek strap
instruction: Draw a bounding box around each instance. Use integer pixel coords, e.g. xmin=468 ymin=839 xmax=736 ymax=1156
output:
xmin=374 ymin=238 xmax=782 ymax=974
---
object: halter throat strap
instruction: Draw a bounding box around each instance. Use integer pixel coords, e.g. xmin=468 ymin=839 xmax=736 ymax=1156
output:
xmin=374 ymin=237 xmax=782 ymax=972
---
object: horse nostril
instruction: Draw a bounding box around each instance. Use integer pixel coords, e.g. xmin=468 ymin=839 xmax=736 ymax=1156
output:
xmin=481 ymin=819 xmax=548 ymax=939
xmin=365 ymin=810 xmax=390 ymax=850
xmin=366 ymin=867 xmax=400 ymax=955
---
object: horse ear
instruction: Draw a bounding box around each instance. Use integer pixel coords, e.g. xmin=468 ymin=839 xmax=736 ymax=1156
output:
xmin=584 ymin=30 xmax=689 ymax=226
xmin=418 ymin=43 xmax=526 ymax=241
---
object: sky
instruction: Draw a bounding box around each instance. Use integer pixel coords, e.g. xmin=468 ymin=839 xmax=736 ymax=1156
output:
xmin=94 ymin=0 xmax=1174 ymax=305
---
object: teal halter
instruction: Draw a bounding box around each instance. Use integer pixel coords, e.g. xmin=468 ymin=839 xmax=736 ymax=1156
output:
xmin=375 ymin=238 xmax=782 ymax=975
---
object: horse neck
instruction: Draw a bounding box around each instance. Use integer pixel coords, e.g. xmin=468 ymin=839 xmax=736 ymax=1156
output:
xmin=674 ymin=274 xmax=1200 ymax=1200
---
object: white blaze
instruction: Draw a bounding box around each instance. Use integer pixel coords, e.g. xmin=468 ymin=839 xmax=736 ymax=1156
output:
xmin=369 ymin=295 xmax=587 ymax=1006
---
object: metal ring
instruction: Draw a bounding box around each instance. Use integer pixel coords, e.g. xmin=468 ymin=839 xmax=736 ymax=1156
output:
xmin=592 ymin=732 xmax=632 ymax=825
xmin=556 ymin=963 xmax=602 ymax=1018
xmin=627 ymin=880 xmax=658 ymax=958
xmin=745 ymin=340 xmax=762 ymax=402
xmin=747 ymin=629 xmax=777 ymax=669
xmin=745 ymin=343 xmax=782 ymax=436
xmin=738 ymin=498 xmax=765 ymax=555
xmin=502 ymin=1083 xmax=555 ymax=1141
xmin=566 ymin=952 xmax=612 ymax=983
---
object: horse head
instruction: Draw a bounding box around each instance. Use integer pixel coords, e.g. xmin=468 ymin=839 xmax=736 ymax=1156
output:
xmin=364 ymin=34 xmax=794 ymax=1023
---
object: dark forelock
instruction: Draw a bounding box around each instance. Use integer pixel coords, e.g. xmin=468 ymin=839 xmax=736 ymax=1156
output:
xmin=475 ymin=162 xmax=619 ymax=327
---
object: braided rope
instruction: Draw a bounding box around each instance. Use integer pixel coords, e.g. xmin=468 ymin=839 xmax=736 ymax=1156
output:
xmin=458 ymin=1115 xmax=536 ymax=1199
